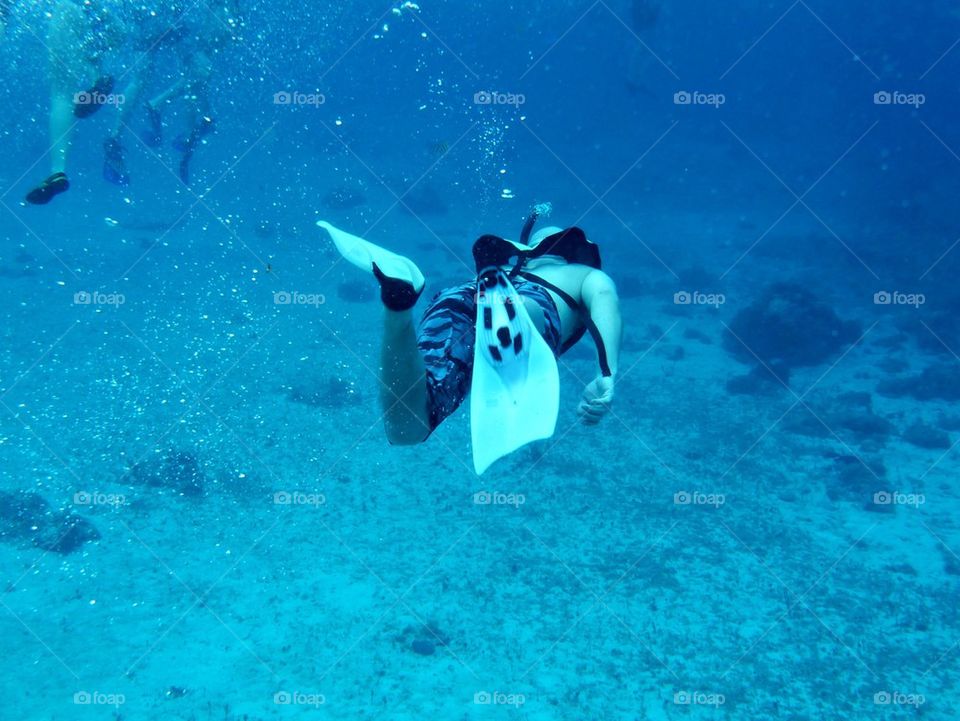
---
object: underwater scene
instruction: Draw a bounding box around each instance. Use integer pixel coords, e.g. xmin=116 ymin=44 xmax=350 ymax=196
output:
xmin=0 ymin=0 xmax=958 ymax=719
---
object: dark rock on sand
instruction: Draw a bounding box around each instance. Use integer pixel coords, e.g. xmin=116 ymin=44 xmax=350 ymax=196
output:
xmin=784 ymin=391 xmax=892 ymax=447
xmin=398 ymin=620 xmax=450 ymax=657
xmin=0 ymin=491 xmax=100 ymax=553
xmin=902 ymin=422 xmax=951 ymax=450
xmin=877 ymin=356 xmax=909 ymax=374
xmin=725 ymin=362 xmax=790 ymax=396
xmin=128 ymin=451 xmax=205 ymax=496
xmin=410 ymin=639 xmax=435 ymax=656
xmin=724 ymin=283 xmax=861 ymax=372
xmin=877 ymin=363 xmax=960 ymax=402
xmin=826 ymin=455 xmax=886 ymax=503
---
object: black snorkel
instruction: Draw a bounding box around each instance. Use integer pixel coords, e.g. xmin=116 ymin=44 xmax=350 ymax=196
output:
xmin=519 ymin=207 xmax=540 ymax=247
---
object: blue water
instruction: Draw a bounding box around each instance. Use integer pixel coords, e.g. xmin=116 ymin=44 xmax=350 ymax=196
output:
xmin=1 ymin=1 xmax=958 ymax=719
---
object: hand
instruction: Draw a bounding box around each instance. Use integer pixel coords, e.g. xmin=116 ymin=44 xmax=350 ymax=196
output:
xmin=578 ymin=375 xmax=614 ymax=425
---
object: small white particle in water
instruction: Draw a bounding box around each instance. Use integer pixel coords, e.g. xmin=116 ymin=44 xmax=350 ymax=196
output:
xmin=421 ymin=32 xmax=427 ymax=38
xmin=89 ymin=599 xmax=96 ymax=605
xmin=499 ymin=169 xmax=506 ymax=174
xmin=335 ymin=119 xmax=343 ymax=126
xmin=56 ymin=281 xmax=65 ymax=286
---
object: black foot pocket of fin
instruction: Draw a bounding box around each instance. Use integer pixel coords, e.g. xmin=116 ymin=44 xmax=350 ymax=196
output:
xmin=373 ymin=262 xmax=423 ymax=311
xmin=25 ymin=173 xmax=70 ymax=205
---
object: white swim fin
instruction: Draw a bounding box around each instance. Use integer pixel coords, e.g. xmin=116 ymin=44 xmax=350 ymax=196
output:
xmin=470 ymin=268 xmax=560 ymax=474
xmin=317 ymin=220 xmax=424 ymax=292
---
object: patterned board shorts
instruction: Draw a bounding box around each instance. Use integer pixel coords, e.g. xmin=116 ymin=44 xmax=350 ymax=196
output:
xmin=417 ymin=277 xmax=562 ymax=432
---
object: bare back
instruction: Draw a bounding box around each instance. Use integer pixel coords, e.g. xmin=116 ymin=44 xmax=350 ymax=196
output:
xmin=516 ymin=259 xmax=597 ymax=346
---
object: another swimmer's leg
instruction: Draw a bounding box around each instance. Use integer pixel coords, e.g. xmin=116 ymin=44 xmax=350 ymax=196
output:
xmin=49 ymin=92 xmax=74 ymax=176
xmin=26 ymin=1 xmax=93 ymax=203
xmin=148 ymin=77 xmax=187 ymax=109
xmin=143 ymin=78 xmax=186 ymax=146
xmin=380 ymin=308 xmax=431 ymax=445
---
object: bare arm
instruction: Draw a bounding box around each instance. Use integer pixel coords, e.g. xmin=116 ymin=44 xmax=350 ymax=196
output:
xmin=581 ymin=269 xmax=621 ymax=376
xmin=578 ymin=269 xmax=622 ymax=423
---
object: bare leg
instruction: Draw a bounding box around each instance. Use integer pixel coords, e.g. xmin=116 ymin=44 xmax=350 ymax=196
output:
xmin=48 ymin=0 xmax=96 ymax=174
xmin=147 ymin=77 xmax=186 ymax=109
xmin=111 ymin=64 xmax=149 ymax=137
xmin=379 ymin=309 xmax=431 ymax=445
xmin=25 ymin=1 xmax=97 ymax=203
